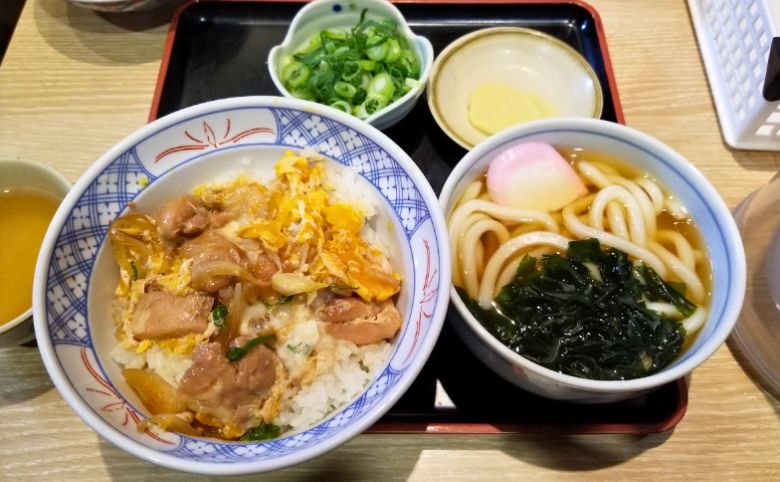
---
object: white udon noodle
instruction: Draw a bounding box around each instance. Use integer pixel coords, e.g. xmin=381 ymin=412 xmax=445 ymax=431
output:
xmin=448 ymin=160 xmax=708 ymax=335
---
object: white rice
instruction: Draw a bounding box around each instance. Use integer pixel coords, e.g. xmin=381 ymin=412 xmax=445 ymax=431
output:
xmin=110 ymin=343 xmax=145 ymax=369
xmin=110 ymin=325 xmax=393 ymax=434
xmin=326 ymin=162 xmax=397 ymax=259
xmin=111 ymin=343 xmax=193 ymax=387
xmin=275 ymin=338 xmax=391 ymax=432
xmin=327 ymin=163 xmax=377 ymax=219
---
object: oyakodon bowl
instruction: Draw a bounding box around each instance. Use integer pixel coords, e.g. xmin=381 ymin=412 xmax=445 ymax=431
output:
xmin=267 ymin=0 xmax=434 ymax=131
xmin=33 ymin=96 xmax=450 ymax=474
xmin=439 ymin=118 xmax=745 ymax=403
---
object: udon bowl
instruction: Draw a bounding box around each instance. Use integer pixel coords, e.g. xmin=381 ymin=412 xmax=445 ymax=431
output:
xmin=439 ymin=117 xmax=745 ymax=403
xmin=33 ymin=96 xmax=450 ymax=474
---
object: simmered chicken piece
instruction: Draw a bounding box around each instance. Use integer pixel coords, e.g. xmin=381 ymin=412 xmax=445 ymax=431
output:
xmin=156 ymin=195 xmax=234 ymax=241
xmin=131 ymin=291 xmax=213 ymax=340
xmin=180 ymin=231 xmax=248 ymax=292
xmin=319 ymin=296 xmax=402 ymax=345
xmin=179 ymin=231 xmax=279 ymax=293
xmin=179 ymin=341 xmax=281 ymax=431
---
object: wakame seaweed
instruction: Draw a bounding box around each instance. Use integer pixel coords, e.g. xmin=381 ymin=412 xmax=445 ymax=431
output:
xmin=461 ymin=238 xmax=692 ymax=380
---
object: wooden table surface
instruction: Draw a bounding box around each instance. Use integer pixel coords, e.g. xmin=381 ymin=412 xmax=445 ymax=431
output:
xmin=1 ymin=0 xmax=779 ymax=480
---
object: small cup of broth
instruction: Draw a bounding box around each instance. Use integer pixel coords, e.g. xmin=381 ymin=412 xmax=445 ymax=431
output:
xmin=0 ymin=160 xmax=70 ymax=346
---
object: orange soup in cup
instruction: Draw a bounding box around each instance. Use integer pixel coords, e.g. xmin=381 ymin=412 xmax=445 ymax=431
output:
xmin=0 ymin=187 xmax=60 ymax=324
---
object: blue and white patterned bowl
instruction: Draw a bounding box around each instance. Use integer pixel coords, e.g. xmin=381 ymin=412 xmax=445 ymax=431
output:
xmin=33 ymin=96 xmax=450 ymax=474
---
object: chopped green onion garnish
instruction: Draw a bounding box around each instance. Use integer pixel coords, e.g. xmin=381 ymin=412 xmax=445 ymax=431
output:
xmin=368 ymin=72 xmax=395 ymax=100
xmin=365 ymin=35 xmax=389 ymax=61
xmin=341 ymin=61 xmax=361 ymax=81
xmin=323 ymin=28 xmax=347 ymax=40
xmin=330 ymin=100 xmax=352 ymax=112
xmin=279 ymin=8 xmax=420 ymax=119
xmin=290 ymin=87 xmax=315 ymax=101
xmin=356 ymin=96 xmax=388 ymax=119
xmin=287 ymin=343 xmax=311 ymax=354
xmin=305 ymin=34 xmax=322 ymax=51
xmin=405 ymin=77 xmax=420 ymax=89
xmin=227 ymin=334 xmax=277 ymax=362
xmin=334 ymin=81 xmax=357 ymax=98
xmin=240 ymin=423 xmax=281 ymax=441
xmin=263 ymin=295 xmax=294 ymax=308
xmin=385 ymin=38 xmax=402 ymax=63
xmin=332 ymin=45 xmax=352 ymax=60
xmin=129 ymin=261 xmax=138 ymax=281
xmin=281 ymin=61 xmax=310 ymax=88
xmin=357 ymin=60 xmax=378 ymax=72
xmin=359 ymin=73 xmax=372 ymax=90
xmin=211 ymin=302 xmax=228 ymax=329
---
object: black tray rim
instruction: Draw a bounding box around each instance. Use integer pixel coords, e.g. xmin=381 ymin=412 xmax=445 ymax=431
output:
xmin=146 ymin=0 xmax=689 ymax=435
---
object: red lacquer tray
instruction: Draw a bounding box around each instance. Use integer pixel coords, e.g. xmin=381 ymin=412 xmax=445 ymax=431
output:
xmin=149 ymin=0 xmax=687 ymax=434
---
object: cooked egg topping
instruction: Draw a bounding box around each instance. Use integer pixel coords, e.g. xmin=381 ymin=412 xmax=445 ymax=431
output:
xmin=113 ymin=152 xmax=401 ymax=356
xmin=203 ymin=151 xmax=401 ymax=302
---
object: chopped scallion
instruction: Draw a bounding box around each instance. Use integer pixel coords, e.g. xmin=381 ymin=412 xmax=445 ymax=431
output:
xmin=368 ymin=72 xmax=395 ymax=100
xmin=334 ymin=81 xmax=357 ymax=98
xmin=280 ymin=61 xmax=310 ymax=88
xmin=226 ymin=334 xmax=277 ymax=362
xmin=357 ymin=59 xmax=378 ymax=72
xmin=278 ymin=8 xmax=421 ymax=119
xmin=240 ymin=423 xmax=281 ymax=441
xmin=365 ymin=35 xmax=389 ymax=61
xmin=356 ymin=96 xmax=388 ymax=119
xmin=263 ymin=295 xmax=294 ymax=308
xmin=341 ymin=61 xmax=361 ymax=81
xmin=385 ymin=38 xmax=402 ymax=63
xmin=329 ymin=100 xmax=352 ymax=112
xmin=211 ymin=302 xmax=228 ymax=329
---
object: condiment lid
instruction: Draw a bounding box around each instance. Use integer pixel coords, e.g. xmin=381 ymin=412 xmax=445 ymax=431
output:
xmin=731 ymin=174 xmax=780 ymax=398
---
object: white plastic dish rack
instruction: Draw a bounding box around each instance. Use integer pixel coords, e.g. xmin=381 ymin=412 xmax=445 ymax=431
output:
xmin=688 ymin=0 xmax=780 ymax=150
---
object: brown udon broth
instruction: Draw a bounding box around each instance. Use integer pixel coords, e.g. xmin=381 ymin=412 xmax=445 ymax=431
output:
xmin=558 ymin=146 xmax=713 ymax=308
xmin=451 ymin=145 xmax=713 ymax=378
xmin=460 ymin=147 xmax=712 ymax=348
